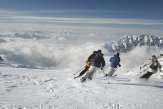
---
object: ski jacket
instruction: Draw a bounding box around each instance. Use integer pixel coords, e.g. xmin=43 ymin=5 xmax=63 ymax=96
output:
xmin=91 ymin=52 xmax=105 ymax=68
xmin=86 ymin=52 xmax=96 ymax=63
xmin=0 ymin=56 xmax=4 ymax=62
xmin=110 ymin=55 xmax=120 ymax=68
xmin=148 ymin=60 xmax=161 ymax=73
xmin=85 ymin=52 xmax=96 ymax=67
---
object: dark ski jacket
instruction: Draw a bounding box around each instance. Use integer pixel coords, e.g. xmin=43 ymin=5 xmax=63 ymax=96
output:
xmin=84 ymin=51 xmax=97 ymax=67
xmin=0 ymin=56 xmax=4 ymax=62
xmin=110 ymin=55 xmax=120 ymax=68
xmin=91 ymin=52 xmax=105 ymax=68
xmin=86 ymin=52 xmax=96 ymax=63
xmin=148 ymin=59 xmax=161 ymax=73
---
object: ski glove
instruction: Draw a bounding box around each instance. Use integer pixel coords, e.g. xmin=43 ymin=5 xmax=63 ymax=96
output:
xmin=101 ymin=67 xmax=104 ymax=70
xmin=159 ymin=69 xmax=162 ymax=72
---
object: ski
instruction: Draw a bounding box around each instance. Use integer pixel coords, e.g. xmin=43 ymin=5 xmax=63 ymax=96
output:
xmin=101 ymin=74 xmax=118 ymax=79
xmin=73 ymin=76 xmax=80 ymax=79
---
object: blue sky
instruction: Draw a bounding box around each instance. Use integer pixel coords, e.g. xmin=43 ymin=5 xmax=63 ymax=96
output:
xmin=0 ymin=0 xmax=163 ymax=33
xmin=1 ymin=0 xmax=163 ymax=19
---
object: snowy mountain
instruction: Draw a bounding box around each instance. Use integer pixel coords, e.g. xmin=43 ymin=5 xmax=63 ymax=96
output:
xmin=104 ymin=34 xmax=163 ymax=52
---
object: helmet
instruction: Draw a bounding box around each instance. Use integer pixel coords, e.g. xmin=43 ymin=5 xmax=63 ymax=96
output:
xmin=152 ymin=55 xmax=156 ymax=58
xmin=93 ymin=51 xmax=96 ymax=54
xmin=98 ymin=49 xmax=102 ymax=53
xmin=116 ymin=52 xmax=120 ymax=56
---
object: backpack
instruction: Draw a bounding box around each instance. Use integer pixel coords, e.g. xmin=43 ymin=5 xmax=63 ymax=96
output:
xmin=150 ymin=61 xmax=159 ymax=70
xmin=92 ymin=52 xmax=103 ymax=64
xmin=110 ymin=55 xmax=120 ymax=68
xmin=110 ymin=57 xmax=113 ymax=62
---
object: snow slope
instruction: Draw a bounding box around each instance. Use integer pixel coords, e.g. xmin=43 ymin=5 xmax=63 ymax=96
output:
xmin=0 ymin=63 xmax=163 ymax=109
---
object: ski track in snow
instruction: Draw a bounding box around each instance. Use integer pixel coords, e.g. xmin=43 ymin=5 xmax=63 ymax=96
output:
xmin=0 ymin=66 xmax=163 ymax=109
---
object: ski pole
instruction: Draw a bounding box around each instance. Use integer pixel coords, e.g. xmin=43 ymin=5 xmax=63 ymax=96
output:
xmin=112 ymin=67 xmax=119 ymax=76
xmin=73 ymin=64 xmax=85 ymax=75
xmin=98 ymin=63 xmax=110 ymax=73
xmin=159 ymin=69 xmax=163 ymax=79
xmin=102 ymin=70 xmax=105 ymax=75
xmin=140 ymin=67 xmax=142 ymax=75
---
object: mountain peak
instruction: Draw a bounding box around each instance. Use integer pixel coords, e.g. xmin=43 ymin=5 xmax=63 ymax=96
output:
xmin=105 ymin=34 xmax=163 ymax=52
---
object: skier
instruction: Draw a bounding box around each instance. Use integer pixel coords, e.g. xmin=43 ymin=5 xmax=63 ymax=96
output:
xmin=0 ymin=56 xmax=4 ymax=62
xmin=140 ymin=55 xmax=162 ymax=79
xmin=105 ymin=52 xmax=121 ymax=77
xmin=74 ymin=51 xmax=97 ymax=78
xmin=80 ymin=49 xmax=105 ymax=82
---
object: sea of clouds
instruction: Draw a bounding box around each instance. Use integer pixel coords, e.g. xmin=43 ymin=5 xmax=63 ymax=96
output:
xmin=0 ymin=28 xmax=116 ymax=69
xmin=0 ymin=25 xmax=162 ymax=72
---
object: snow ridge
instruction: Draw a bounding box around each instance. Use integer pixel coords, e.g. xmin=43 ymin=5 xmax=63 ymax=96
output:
xmin=105 ymin=34 xmax=163 ymax=52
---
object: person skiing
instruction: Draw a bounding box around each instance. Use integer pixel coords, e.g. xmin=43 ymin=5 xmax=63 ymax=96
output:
xmin=80 ymin=49 xmax=105 ymax=82
xmin=74 ymin=51 xmax=97 ymax=78
xmin=140 ymin=55 xmax=162 ymax=79
xmin=105 ymin=52 xmax=121 ymax=77
xmin=0 ymin=56 xmax=4 ymax=62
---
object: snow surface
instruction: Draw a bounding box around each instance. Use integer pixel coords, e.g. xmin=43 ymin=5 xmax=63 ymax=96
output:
xmin=0 ymin=62 xmax=163 ymax=109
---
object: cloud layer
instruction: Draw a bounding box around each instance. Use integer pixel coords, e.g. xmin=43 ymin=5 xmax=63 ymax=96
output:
xmin=0 ymin=31 xmax=106 ymax=69
xmin=0 ymin=30 xmax=162 ymax=73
